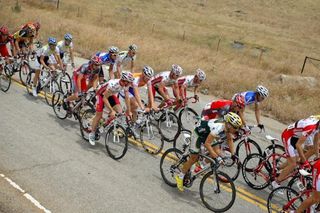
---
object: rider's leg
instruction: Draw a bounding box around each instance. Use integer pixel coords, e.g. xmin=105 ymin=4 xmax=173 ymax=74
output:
xmin=296 ymin=190 xmax=320 ymax=213
xmin=276 ymin=156 xmax=297 ymax=183
xmin=130 ymin=97 xmax=138 ymax=122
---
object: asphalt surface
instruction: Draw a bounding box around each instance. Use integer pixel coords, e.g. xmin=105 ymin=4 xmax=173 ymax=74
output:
xmin=0 ymin=57 xmax=288 ymax=212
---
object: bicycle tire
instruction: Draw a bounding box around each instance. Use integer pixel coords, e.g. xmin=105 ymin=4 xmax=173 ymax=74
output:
xmin=178 ymin=107 xmax=198 ymax=131
xmin=0 ymin=67 xmax=11 ymax=92
xmin=139 ymin=121 xmax=164 ymax=155
xmin=25 ymin=70 xmax=35 ymax=95
xmin=287 ymin=175 xmax=313 ymax=195
xmin=172 ymin=129 xmax=192 ymax=153
xmin=199 ymin=170 xmax=236 ymax=212
xmin=242 ymin=153 xmax=272 ymax=190
xmin=159 ymin=148 xmax=185 ymax=187
xmin=19 ymin=62 xmax=31 ymax=86
xmin=79 ymin=108 xmax=95 ymax=142
xmin=105 ymin=124 xmax=128 ymax=160
xmin=44 ymin=79 xmax=60 ymax=106
xmin=158 ymin=111 xmax=181 ymax=142
xmin=235 ymin=138 xmax=262 ymax=163
xmin=59 ymin=72 xmax=72 ymax=94
xmin=218 ymin=156 xmax=241 ymax=181
xmin=52 ymin=90 xmax=68 ymax=119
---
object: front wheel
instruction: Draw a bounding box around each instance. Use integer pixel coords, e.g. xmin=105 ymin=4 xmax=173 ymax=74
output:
xmin=58 ymin=72 xmax=72 ymax=94
xmin=79 ymin=109 xmax=95 ymax=141
xmin=44 ymin=79 xmax=60 ymax=106
xmin=199 ymin=171 xmax=236 ymax=212
xmin=235 ymin=138 xmax=262 ymax=164
xmin=25 ymin=70 xmax=36 ymax=95
xmin=139 ymin=121 xmax=164 ymax=155
xmin=158 ymin=111 xmax=181 ymax=142
xmin=178 ymin=107 xmax=198 ymax=131
xmin=0 ymin=67 xmax=11 ymax=92
xmin=105 ymin=124 xmax=128 ymax=160
xmin=52 ymin=90 xmax=68 ymax=119
xmin=19 ymin=63 xmax=31 ymax=86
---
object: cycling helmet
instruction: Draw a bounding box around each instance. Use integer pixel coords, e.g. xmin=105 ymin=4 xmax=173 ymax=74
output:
xmin=233 ymin=94 xmax=245 ymax=108
xmin=143 ymin=66 xmax=154 ymax=78
xmin=108 ymin=46 xmax=119 ymax=54
xmin=90 ymin=55 xmax=102 ymax=66
xmin=256 ymin=85 xmax=269 ymax=98
xmin=0 ymin=26 xmax=9 ymax=35
xmin=33 ymin=22 xmax=41 ymax=31
xmin=128 ymin=44 xmax=138 ymax=51
xmin=121 ymin=71 xmax=134 ymax=82
xmin=311 ymin=115 xmax=320 ymax=120
xmin=196 ymin=68 xmax=206 ymax=81
xmin=48 ymin=37 xmax=57 ymax=45
xmin=64 ymin=33 xmax=73 ymax=41
xmin=171 ymin=64 xmax=183 ymax=76
xmin=224 ymin=112 xmax=242 ymax=129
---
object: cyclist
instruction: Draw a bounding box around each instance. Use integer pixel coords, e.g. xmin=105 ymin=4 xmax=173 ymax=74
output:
xmin=32 ymin=37 xmax=64 ymax=97
xmin=63 ymin=55 xmax=102 ymax=107
xmin=0 ymin=26 xmax=16 ymax=74
xmin=96 ymin=46 xmax=119 ymax=80
xmin=115 ymin=44 xmax=137 ymax=78
xmin=295 ymin=158 xmax=320 ymax=213
xmin=201 ymin=95 xmax=245 ymax=121
xmin=13 ymin=23 xmax=36 ymax=54
xmin=148 ymin=64 xmax=183 ymax=107
xmin=49 ymin=33 xmax=75 ymax=69
xmin=119 ymin=66 xmax=157 ymax=123
xmin=271 ymin=115 xmax=320 ymax=189
xmin=175 ymin=112 xmax=243 ymax=191
xmin=174 ymin=68 xmax=206 ymax=107
xmin=232 ymin=85 xmax=269 ymax=131
xmin=88 ymin=71 xmax=134 ymax=146
xmin=21 ymin=21 xmax=41 ymax=38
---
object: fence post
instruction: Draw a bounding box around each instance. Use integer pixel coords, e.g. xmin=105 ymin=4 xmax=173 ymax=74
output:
xmin=301 ymin=56 xmax=308 ymax=74
xmin=57 ymin=0 xmax=60 ymax=9
xmin=152 ymin=24 xmax=155 ymax=33
xmin=182 ymin=31 xmax=186 ymax=41
xmin=216 ymin=37 xmax=221 ymax=52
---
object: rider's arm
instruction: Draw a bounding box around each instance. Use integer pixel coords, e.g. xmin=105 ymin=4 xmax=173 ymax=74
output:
xmin=116 ymin=62 xmax=121 ymax=79
xmin=40 ymin=55 xmax=51 ymax=70
xmin=69 ymin=47 xmax=75 ymax=65
xmin=108 ymin=64 xmax=114 ymax=79
xmin=102 ymin=89 xmax=115 ymax=113
xmin=157 ymin=83 xmax=170 ymax=100
xmin=179 ymin=85 xmax=187 ymax=100
xmin=14 ymin=38 xmax=21 ymax=53
xmin=130 ymin=60 xmax=134 ymax=73
xmin=204 ymin=134 xmax=219 ymax=159
xmin=238 ymin=107 xmax=246 ymax=127
xmin=226 ymin=132 xmax=235 ymax=155
xmin=194 ymin=85 xmax=199 ymax=97
xmin=92 ymin=75 xmax=99 ymax=90
xmin=124 ymin=89 xmax=131 ymax=116
xmin=313 ymin=132 xmax=320 ymax=159
xmin=147 ymin=83 xmax=156 ymax=110
xmin=133 ymin=86 xmax=145 ymax=110
xmin=172 ymin=82 xmax=181 ymax=100
xmin=77 ymin=73 xmax=84 ymax=93
xmin=296 ymin=136 xmax=308 ymax=162
xmin=53 ymin=52 xmax=63 ymax=70
xmin=254 ymin=100 xmax=261 ymax=125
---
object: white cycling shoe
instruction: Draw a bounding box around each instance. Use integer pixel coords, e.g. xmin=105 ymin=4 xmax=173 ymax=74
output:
xmin=88 ymin=132 xmax=96 ymax=146
xmin=32 ymin=87 xmax=38 ymax=97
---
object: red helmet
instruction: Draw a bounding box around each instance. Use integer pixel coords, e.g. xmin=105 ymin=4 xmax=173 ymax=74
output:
xmin=233 ymin=94 xmax=245 ymax=108
xmin=90 ymin=55 xmax=102 ymax=66
xmin=33 ymin=22 xmax=41 ymax=31
xmin=0 ymin=26 xmax=9 ymax=35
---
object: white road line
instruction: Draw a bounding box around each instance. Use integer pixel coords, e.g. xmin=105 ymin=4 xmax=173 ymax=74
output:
xmin=1 ymin=173 xmax=51 ymax=213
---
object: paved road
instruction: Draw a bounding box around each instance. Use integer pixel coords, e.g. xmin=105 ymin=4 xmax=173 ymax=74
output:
xmin=0 ymin=58 xmax=288 ymax=212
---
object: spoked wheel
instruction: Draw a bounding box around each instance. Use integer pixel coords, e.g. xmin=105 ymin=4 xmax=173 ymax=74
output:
xmin=241 ymin=153 xmax=271 ymax=190
xmin=58 ymin=72 xmax=72 ymax=94
xmin=52 ymin=90 xmax=68 ymax=119
xmin=43 ymin=80 xmax=60 ymax=106
xmin=19 ymin=63 xmax=31 ymax=86
xmin=218 ymin=155 xmax=241 ymax=181
xmin=267 ymin=186 xmax=302 ymax=213
xmin=25 ymin=70 xmax=36 ymax=95
xmin=79 ymin=109 xmax=95 ymax=141
xmin=105 ymin=124 xmax=128 ymax=160
xmin=173 ymin=129 xmax=192 ymax=153
xmin=235 ymin=138 xmax=262 ymax=164
xmin=158 ymin=111 xmax=181 ymax=142
xmin=287 ymin=175 xmax=313 ymax=199
xmin=139 ymin=121 xmax=164 ymax=155
xmin=200 ymin=171 xmax=236 ymax=212
xmin=160 ymin=148 xmax=186 ymax=187
xmin=178 ymin=107 xmax=198 ymax=131
xmin=0 ymin=67 xmax=12 ymax=92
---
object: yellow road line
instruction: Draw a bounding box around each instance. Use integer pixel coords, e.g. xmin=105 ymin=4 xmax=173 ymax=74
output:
xmin=11 ymin=76 xmax=270 ymax=212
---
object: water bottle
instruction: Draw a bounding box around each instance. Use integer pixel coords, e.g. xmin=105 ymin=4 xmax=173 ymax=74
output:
xmin=264 ymin=148 xmax=272 ymax=157
xmin=296 ymin=180 xmax=305 ymax=191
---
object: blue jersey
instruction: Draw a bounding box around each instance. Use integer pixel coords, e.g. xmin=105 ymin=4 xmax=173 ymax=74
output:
xmin=95 ymin=52 xmax=116 ymax=65
xmin=233 ymin=91 xmax=257 ymax=105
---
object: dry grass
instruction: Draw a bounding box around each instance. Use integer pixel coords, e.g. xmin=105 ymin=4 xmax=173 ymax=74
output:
xmin=2 ymin=0 xmax=319 ymax=123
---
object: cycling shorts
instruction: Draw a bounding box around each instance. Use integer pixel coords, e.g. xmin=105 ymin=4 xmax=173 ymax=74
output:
xmin=95 ymin=95 xmax=120 ymax=112
xmin=0 ymin=44 xmax=11 ymax=57
xmin=282 ymin=129 xmax=299 ymax=157
xmin=72 ymin=74 xmax=87 ymax=93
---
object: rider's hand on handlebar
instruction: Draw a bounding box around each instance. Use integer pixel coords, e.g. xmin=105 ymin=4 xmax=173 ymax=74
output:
xmin=215 ymin=156 xmax=224 ymax=165
xmin=194 ymin=94 xmax=199 ymax=101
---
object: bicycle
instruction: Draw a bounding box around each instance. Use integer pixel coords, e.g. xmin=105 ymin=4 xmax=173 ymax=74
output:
xmin=26 ymin=67 xmax=61 ymax=105
xmin=15 ymin=52 xmax=35 ymax=86
xmin=160 ymin=147 xmax=236 ymax=212
xmin=174 ymin=96 xmax=199 ymax=131
xmin=0 ymin=57 xmax=12 ymax=92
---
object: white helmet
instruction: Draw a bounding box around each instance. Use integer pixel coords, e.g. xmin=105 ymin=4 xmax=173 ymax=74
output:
xmin=143 ymin=66 xmax=154 ymax=78
xmin=121 ymin=71 xmax=134 ymax=82
xmin=256 ymin=85 xmax=269 ymax=98
xmin=196 ymin=68 xmax=206 ymax=81
xmin=128 ymin=44 xmax=138 ymax=51
xmin=108 ymin=46 xmax=119 ymax=54
xmin=171 ymin=64 xmax=183 ymax=76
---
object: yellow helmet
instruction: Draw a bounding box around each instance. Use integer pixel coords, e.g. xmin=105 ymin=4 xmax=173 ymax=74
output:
xmin=310 ymin=115 xmax=320 ymax=120
xmin=224 ymin=112 xmax=242 ymax=129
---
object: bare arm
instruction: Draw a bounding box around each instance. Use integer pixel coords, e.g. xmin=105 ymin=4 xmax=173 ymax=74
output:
xmin=133 ymin=87 xmax=145 ymax=110
xmin=108 ymin=64 xmax=114 ymax=79
xmin=255 ymin=101 xmax=261 ymax=125
xmin=296 ymin=136 xmax=307 ymax=162
xmin=102 ymin=90 xmax=115 ymax=113
xmin=157 ymin=83 xmax=170 ymax=100
xmin=172 ymin=83 xmax=181 ymax=100
xmin=204 ymin=134 xmax=219 ymax=159
xmin=226 ymin=132 xmax=235 ymax=155
xmin=314 ymin=132 xmax=320 ymax=159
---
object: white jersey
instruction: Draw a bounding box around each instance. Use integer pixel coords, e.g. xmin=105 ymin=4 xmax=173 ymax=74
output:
xmin=177 ymin=75 xmax=199 ymax=87
xmin=149 ymin=71 xmax=177 ymax=87
xmin=57 ymin=40 xmax=73 ymax=53
xmin=36 ymin=45 xmax=59 ymax=57
xmin=115 ymin=51 xmax=136 ymax=70
xmin=96 ymin=79 xmax=129 ymax=96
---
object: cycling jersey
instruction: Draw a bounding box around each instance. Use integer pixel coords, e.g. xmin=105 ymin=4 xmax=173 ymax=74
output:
xmin=149 ymin=71 xmax=176 ymax=87
xmin=36 ymin=45 xmax=59 ymax=57
xmin=313 ymin=159 xmax=320 ymax=191
xmin=72 ymin=63 xmax=100 ymax=93
xmin=177 ymin=75 xmax=199 ymax=87
xmin=13 ymin=29 xmax=30 ymax=40
xmin=201 ymin=100 xmax=233 ymax=120
xmin=96 ymin=52 xmax=116 ymax=65
xmin=115 ymin=51 xmax=136 ymax=69
xmin=118 ymin=76 xmax=144 ymax=98
xmin=57 ymin=40 xmax=73 ymax=54
xmin=190 ymin=119 xmax=226 ymax=154
xmin=233 ymin=91 xmax=258 ymax=106
xmin=282 ymin=117 xmax=319 ymax=157
xmin=0 ymin=35 xmax=14 ymax=57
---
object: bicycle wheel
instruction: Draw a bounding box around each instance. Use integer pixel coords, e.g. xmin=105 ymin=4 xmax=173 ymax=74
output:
xmin=218 ymin=156 xmax=241 ymax=181
xmin=19 ymin=63 xmax=31 ymax=86
xmin=25 ymin=70 xmax=35 ymax=95
xmin=79 ymin=109 xmax=95 ymax=141
xmin=105 ymin=124 xmax=128 ymax=160
xmin=44 ymin=80 xmax=60 ymax=106
xmin=267 ymin=186 xmax=302 ymax=213
xmin=242 ymin=153 xmax=271 ymax=190
xmin=52 ymin=91 xmax=68 ymax=119
xmin=59 ymin=72 xmax=71 ymax=94
xmin=200 ymin=170 xmax=236 ymax=212
xmin=139 ymin=121 xmax=164 ymax=155
xmin=287 ymin=175 xmax=313 ymax=199
xmin=158 ymin=111 xmax=181 ymax=142
xmin=159 ymin=148 xmax=185 ymax=187
xmin=178 ymin=107 xmax=198 ymax=131
xmin=173 ymin=129 xmax=192 ymax=153
xmin=0 ymin=68 xmax=11 ymax=92
xmin=235 ymin=138 xmax=262 ymax=163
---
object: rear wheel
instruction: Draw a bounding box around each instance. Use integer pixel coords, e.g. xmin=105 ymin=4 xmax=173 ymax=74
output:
xmin=105 ymin=124 xmax=128 ymax=160
xmin=235 ymin=138 xmax=262 ymax=164
xmin=139 ymin=121 xmax=164 ymax=155
xmin=52 ymin=91 xmax=68 ymax=119
xmin=158 ymin=111 xmax=181 ymax=142
xmin=44 ymin=79 xmax=60 ymax=106
xmin=0 ymin=67 xmax=11 ymax=92
xmin=178 ymin=107 xmax=198 ymax=131
xmin=19 ymin=63 xmax=31 ymax=86
xmin=79 ymin=109 xmax=95 ymax=141
xmin=58 ymin=72 xmax=72 ymax=94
